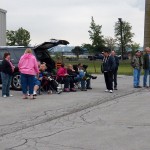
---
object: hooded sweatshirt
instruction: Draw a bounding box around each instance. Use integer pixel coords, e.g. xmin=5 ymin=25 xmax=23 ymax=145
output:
xmin=18 ymin=53 xmax=39 ymax=75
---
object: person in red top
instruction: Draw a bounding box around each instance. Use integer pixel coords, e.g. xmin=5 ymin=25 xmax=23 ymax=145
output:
xmin=57 ymin=63 xmax=76 ymax=92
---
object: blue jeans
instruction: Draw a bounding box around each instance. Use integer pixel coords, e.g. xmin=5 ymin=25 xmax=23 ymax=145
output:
xmin=21 ymin=74 xmax=35 ymax=95
xmin=133 ymin=68 xmax=141 ymax=87
xmin=143 ymin=69 xmax=150 ymax=87
xmin=1 ymin=72 xmax=12 ymax=96
xmin=74 ymin=76 xmax=86 ymax=89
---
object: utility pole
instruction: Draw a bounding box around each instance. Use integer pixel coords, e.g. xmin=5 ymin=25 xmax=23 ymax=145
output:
xmin=144 ymin=0 xmax=150 ymax=48
xmin=118 ymin=18 xmax=123 ymax=60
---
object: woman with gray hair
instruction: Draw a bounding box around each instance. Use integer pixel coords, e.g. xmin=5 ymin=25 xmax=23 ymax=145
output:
xmin=18 ymin=48 xmax=39 ymax=99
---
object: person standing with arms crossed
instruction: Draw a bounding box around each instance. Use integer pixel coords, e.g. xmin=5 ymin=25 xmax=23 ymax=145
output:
xmin=143 ymin=47 xmax=150 ymax=88
xmin=1 ymin=52 xmax=15 ymax=98
xmin=101 ymin=48 xmax=115 ymax=93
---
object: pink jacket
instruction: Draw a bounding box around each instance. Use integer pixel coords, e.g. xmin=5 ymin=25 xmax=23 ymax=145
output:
xmin=18 ymin=53 xmax=39 ymax=75
xmin=57 ymin=67 xmax=67 ymax=77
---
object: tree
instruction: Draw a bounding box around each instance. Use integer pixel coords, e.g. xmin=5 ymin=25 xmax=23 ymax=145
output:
xmin=15 ymin=27 xmax=31 ymax=46
xmin=72 ymin=46 xmax=84 ymax=59
xmin=104 ymin=36 xmax=116 ymax=51
xmin=130 ymin=42 xmax=140 ymax=57
xmin=88 ymin=16 xmax=105 ymax=53
xmin=115 ymin=20 xmax=134 ymax=54
xmin=6 ymin=30 xmax=16 ymax=46
xmin=81 ymin=43 xmax=93 ymax=54
xmin=6 ymin=27 xmax=31 ymax=46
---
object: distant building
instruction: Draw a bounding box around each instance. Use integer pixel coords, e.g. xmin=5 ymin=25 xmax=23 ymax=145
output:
xmin=0 ymin=8 xmax=7 ymax=46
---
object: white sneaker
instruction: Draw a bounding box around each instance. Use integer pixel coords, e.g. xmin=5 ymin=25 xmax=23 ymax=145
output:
xmin=109 ymin=90 xmax=113 ymax=93
xmin=33 ymin=91 xmax=37 ymax=96
xmin=9 ymin=94 xmax=13 ymax=97
xmin=105 ymin=89 xmax=109 ymax=92
xmin=3 ymin=95 xmax=7 ymax=98
xmin=27 ymin=91 xmax=30 ymax=96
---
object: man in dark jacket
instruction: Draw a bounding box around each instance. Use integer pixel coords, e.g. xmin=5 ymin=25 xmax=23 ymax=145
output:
xmin=101 ymin=48 xmax=116 ymax=93
xmin=111 ymin=50 xmax=119 ymax=90
xmin=143 ymin=47 xmax=150 ymax=87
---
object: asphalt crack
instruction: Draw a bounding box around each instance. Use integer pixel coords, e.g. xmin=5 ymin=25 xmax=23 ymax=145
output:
xmin=0 ymin=88 xmax=142 ymax=138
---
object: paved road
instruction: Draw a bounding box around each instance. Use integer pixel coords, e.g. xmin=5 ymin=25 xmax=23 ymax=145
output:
xmin=0 ymin=75 xmax=149 ymax=150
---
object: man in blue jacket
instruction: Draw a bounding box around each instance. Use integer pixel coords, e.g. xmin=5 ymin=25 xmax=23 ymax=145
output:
xmin=101 ymin=48 xmax=116 ymax=93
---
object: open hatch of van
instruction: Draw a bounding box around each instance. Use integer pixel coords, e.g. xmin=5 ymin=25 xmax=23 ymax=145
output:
xmin=33 ymin=39 xmax=69 ymax=50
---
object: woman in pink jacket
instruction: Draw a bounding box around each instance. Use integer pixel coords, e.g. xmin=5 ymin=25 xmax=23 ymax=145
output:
xmin=18 ymin=48 xmax=39 ymax=99
xmin=57 ymin=63 xmax=76 ymax=92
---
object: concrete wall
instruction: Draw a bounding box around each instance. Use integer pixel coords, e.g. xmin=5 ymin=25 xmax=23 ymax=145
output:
xmin=0 ymin=8 xmax=7 ymax=46
xmin=144 ymin=0 xmax=150 ymax=48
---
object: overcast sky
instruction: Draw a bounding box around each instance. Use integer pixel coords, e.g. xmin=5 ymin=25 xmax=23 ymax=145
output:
xmin=0 ymin=0 xmax=145 ymax=46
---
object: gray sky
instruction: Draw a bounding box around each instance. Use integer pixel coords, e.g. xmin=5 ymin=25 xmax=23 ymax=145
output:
xmin=0 ymin=0 xmax=145 ymax=46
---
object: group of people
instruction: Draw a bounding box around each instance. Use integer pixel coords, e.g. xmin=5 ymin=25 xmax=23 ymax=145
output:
xmin=5 ymin=46 xmax=150 ymax=99
xmin=131 ymin=47 xmax=150 ymax=88
xmin=0 ymin=48 xmax=97 ymax=99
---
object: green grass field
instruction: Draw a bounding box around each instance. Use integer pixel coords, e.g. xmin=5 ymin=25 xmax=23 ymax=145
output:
xmin=62 ymin=58 xmax=134 ymax=75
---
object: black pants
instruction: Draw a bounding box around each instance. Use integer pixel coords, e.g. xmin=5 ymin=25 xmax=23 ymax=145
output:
xmin=104 ymin=72 xmax=113 ymax=90
xmin=113 ymin=69 xmax=118 ymax=88
xmin=86 ymin=79 xmax=91 ymax=88
xmin=58 ymin=77 xmax=74 ymax=89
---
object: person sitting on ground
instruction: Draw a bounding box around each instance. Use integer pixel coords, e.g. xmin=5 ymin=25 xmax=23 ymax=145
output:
xmin=57 ymin=63 xmax=76 ymax=92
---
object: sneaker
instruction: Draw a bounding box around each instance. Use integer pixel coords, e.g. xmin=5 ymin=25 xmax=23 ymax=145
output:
xmin=27 ymin=91 xmax=30 ymax=96
xmin=57 ymin=90 xmax=62 ymax=94
xmin=3 ymin=95 xmax=7 ymax=98
xmin=9 ymin=94 xmax=13 ymax=97
xmin=86 ymin=87 xmax=92 ymax=89
xmin=114 ymin=87 xmax=118 ymax=90
xmin=47 ymin=90 xmax=53 ymax=94
xmin=33 ymin=91 xmax=37 ymax=96
xmin=64 ymin=88 xmax=70 ymax=92
xmin=105 ymin=89 xmax=109 ymax=92
xmin=134 ymin=86 xmax=142 ymax=88
xmin=137 ymin=86 xmax=142 ymax=88
xmin=57 ymin=87 xmax=62 ymax=94
xmin=70 ymin=88 xmax=76 ymax=92
xmin=109 ymin=90 xmax=113 ymax=93
xmin=81 ymin=88 xmax=87 ymax=91
xmin=144 ymin=86 xmax=149 ymax=88
xmin=92 ymin=76 xmax=97 ymax=79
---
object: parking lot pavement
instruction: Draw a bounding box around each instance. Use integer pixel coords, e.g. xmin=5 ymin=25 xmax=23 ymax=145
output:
xmin=0 ymin=75 xmax=149 ymax=149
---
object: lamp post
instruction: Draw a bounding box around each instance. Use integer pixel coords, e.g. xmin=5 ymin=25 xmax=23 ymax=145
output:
xmin=118 ymin=18 xmax=123 ymax=60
